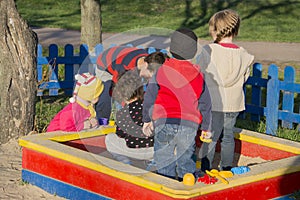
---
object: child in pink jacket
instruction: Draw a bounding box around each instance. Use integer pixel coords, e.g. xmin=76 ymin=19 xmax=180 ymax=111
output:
xmin=47 ymin=73 xmax=104 ymax=132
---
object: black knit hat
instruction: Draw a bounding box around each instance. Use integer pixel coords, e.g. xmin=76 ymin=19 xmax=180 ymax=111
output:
xmin=170 ymin=28 xmax=198 ymax=60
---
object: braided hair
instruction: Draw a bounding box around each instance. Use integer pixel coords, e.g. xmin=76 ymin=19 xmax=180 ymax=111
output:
xmin=209 ymin=9 xmax=240 ymax=43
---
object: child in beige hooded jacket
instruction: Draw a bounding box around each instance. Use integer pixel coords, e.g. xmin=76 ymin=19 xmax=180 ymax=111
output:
xmin=198 ymin=9 xmax=254 ymax=171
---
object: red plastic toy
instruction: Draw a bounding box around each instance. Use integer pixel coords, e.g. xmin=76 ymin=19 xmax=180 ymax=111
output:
xmin=197 ymin=174 xmax=218 ymax=184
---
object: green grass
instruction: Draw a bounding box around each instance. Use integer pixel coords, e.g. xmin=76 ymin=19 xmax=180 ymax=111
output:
xmin=16 ymin=0 xmax=300 ymax=42
xmin=34 ymin=95 xmax=69 ymax=132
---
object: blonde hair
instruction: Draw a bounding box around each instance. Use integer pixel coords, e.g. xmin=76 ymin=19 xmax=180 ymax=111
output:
xmin=209 ymin=9 xmax=240 ymax=43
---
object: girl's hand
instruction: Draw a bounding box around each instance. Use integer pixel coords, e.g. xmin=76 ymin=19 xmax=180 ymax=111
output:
xmin=83 ymin=120 xmax=91 ymax=130
xmin=89 ymin=117 xmax=99 ymax=128
xmin=142 ymin=122 xmax=153 ymax=137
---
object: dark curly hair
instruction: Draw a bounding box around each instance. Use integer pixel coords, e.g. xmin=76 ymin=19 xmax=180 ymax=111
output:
xmin=112 ymin=70 xmax=144 ymax=103
xmin=144 ymin=51 xmax=168 ymax=73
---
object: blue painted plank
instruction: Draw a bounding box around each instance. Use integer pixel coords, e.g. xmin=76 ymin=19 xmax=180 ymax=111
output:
xmin=160 ymin=49 xmax=169 ymax=54
xmin=281 ymin=66 xmax=295 ymax=129
xmin=279 ymin=111 xmax=300 ymax=123
xmin=38 ymin=57 xmax=89 ymax=65
xmin=279 ymin=82 xmax=300 ymax=93
xmin=38 ymin=81 xmax=74 ymax=89
xmin=37 ymin=45 xmax=44 ymax=81
xmin=245 ymin=104 xmax=265 ymax=116
xmin=48 ymin=45 xmax=59 ymax=96
xmin=266 ymin=65 xmax=279 ymax=135
xmin=268 ymin=64 xmax=279 ymax=79
xmin=250 ymin=63 xmax=263 ymax=121
xmin=266 ymin=79 xmax=280 ymax=135
xmin=64 ymin=45 xmax=75 ymax=96
xmin=22 ymin=169 xmax=111 ymax=200
xmin=246 ymin=76 xmax=268 ymax=87
xmin=147 ymin=47 xmax=156 ymax=54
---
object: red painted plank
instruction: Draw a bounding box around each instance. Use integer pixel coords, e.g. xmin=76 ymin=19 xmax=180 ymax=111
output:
xmin=22 ymin=147 xmax=300 ymax=200
xmin=63 ymin=136 xmax=107 ymax=154
xmin=235 ymin=140 xmax=296 ymax=160
xmin=193 ymin=171 xmax=300 ymax=200
xmin=73 ymin=135 xmax=295 ymax=161
xmin=196 ymin=138 xmax=295 ymax=161
xmin=22 ymin=148 xmax=176 ymax=200
xmin=65 ymin=135 xmax=107 ymax=148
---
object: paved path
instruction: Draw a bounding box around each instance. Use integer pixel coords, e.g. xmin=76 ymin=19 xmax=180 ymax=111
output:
xmin=33 ymin=27 xmax=299 ymax=64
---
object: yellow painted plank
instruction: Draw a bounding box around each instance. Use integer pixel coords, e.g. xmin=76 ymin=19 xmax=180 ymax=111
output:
xmin=49 ymin=126 xmax=116 ymax=142
xmin=234 ymin=129 xmax=300 ymax=154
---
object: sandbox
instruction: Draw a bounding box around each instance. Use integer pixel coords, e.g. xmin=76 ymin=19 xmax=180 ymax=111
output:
xmin=19 ymin=126 xmax=300 ymax=200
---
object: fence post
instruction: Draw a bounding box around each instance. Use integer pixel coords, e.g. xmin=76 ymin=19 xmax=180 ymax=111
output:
xmin=65 ymin=44 xmax=75 ymax=96
xmin=76 ymin=44 xmax=90 ymax=74
xmin=91 ymin=44 xmax=104 ymax=67
xmin=281 ymin=66 xmax=295 ymax=129
xmin=250 ymin=63 xmax=263 ymax=121
xmin=266 ymin=64 xmax=279 ymax=135
xmin=94 ymin=44 xmax=103 ymax=57
xmin=147 ymin=47 xmax=156 ymax=54
xmin=37 ymin=44 xmax=43 ymax=96
xmin=48 ymin=44 xmax=59 ymax=96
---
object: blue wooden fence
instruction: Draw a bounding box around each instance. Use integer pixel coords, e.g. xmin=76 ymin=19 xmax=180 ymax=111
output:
xmin=37 ymin=44 xmax=300 ymax=135
xmin=243 ymin=63 xmax=300 ymax=135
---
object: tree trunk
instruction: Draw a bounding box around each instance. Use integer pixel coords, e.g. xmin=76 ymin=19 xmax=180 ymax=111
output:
xmin=81 ymin=0 xmax=102 ymax=51
xmin=0 ymin=0 xmax=37 ymax=144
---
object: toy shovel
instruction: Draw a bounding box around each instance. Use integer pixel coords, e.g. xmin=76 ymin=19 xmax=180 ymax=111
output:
xmin=206 ymin=169 xmax=229 ymax=184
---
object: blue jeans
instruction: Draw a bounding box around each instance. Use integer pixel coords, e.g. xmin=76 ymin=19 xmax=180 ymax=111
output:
xmin=199 ymin=111 xmax=239 ymax=170
xmin=154 ymin=124 xmax=196 ymax=179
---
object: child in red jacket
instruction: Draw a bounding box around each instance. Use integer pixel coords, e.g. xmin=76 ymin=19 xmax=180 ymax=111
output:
xmin=142 ymin=28 xmax=212 ymax=180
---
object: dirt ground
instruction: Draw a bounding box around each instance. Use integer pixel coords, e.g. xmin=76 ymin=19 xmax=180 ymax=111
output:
xmin=0 ymin=28 xmax=299 ymax=199
xmin=0 ymin=139 xmax=65 ymax=200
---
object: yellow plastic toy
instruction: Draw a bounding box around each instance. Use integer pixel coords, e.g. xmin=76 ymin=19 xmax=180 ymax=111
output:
xmin=218 ymin=170 xmax=234 ymax=178
xmin=200 ymin=131 xmax=212 ymax=143
xmin=109 ymin=120 xmax=115 ymax=126
xmin=205 ymin=169 xmax=232 ymax=184
xmin=195 ymin=161 xmax=201 ymax=169
xmin=183 ymin=173 xmax=195 ymax=186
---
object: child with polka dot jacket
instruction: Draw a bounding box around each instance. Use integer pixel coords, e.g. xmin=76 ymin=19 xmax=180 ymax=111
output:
xmin=105 ymin=52 xmax=167 ymax=163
